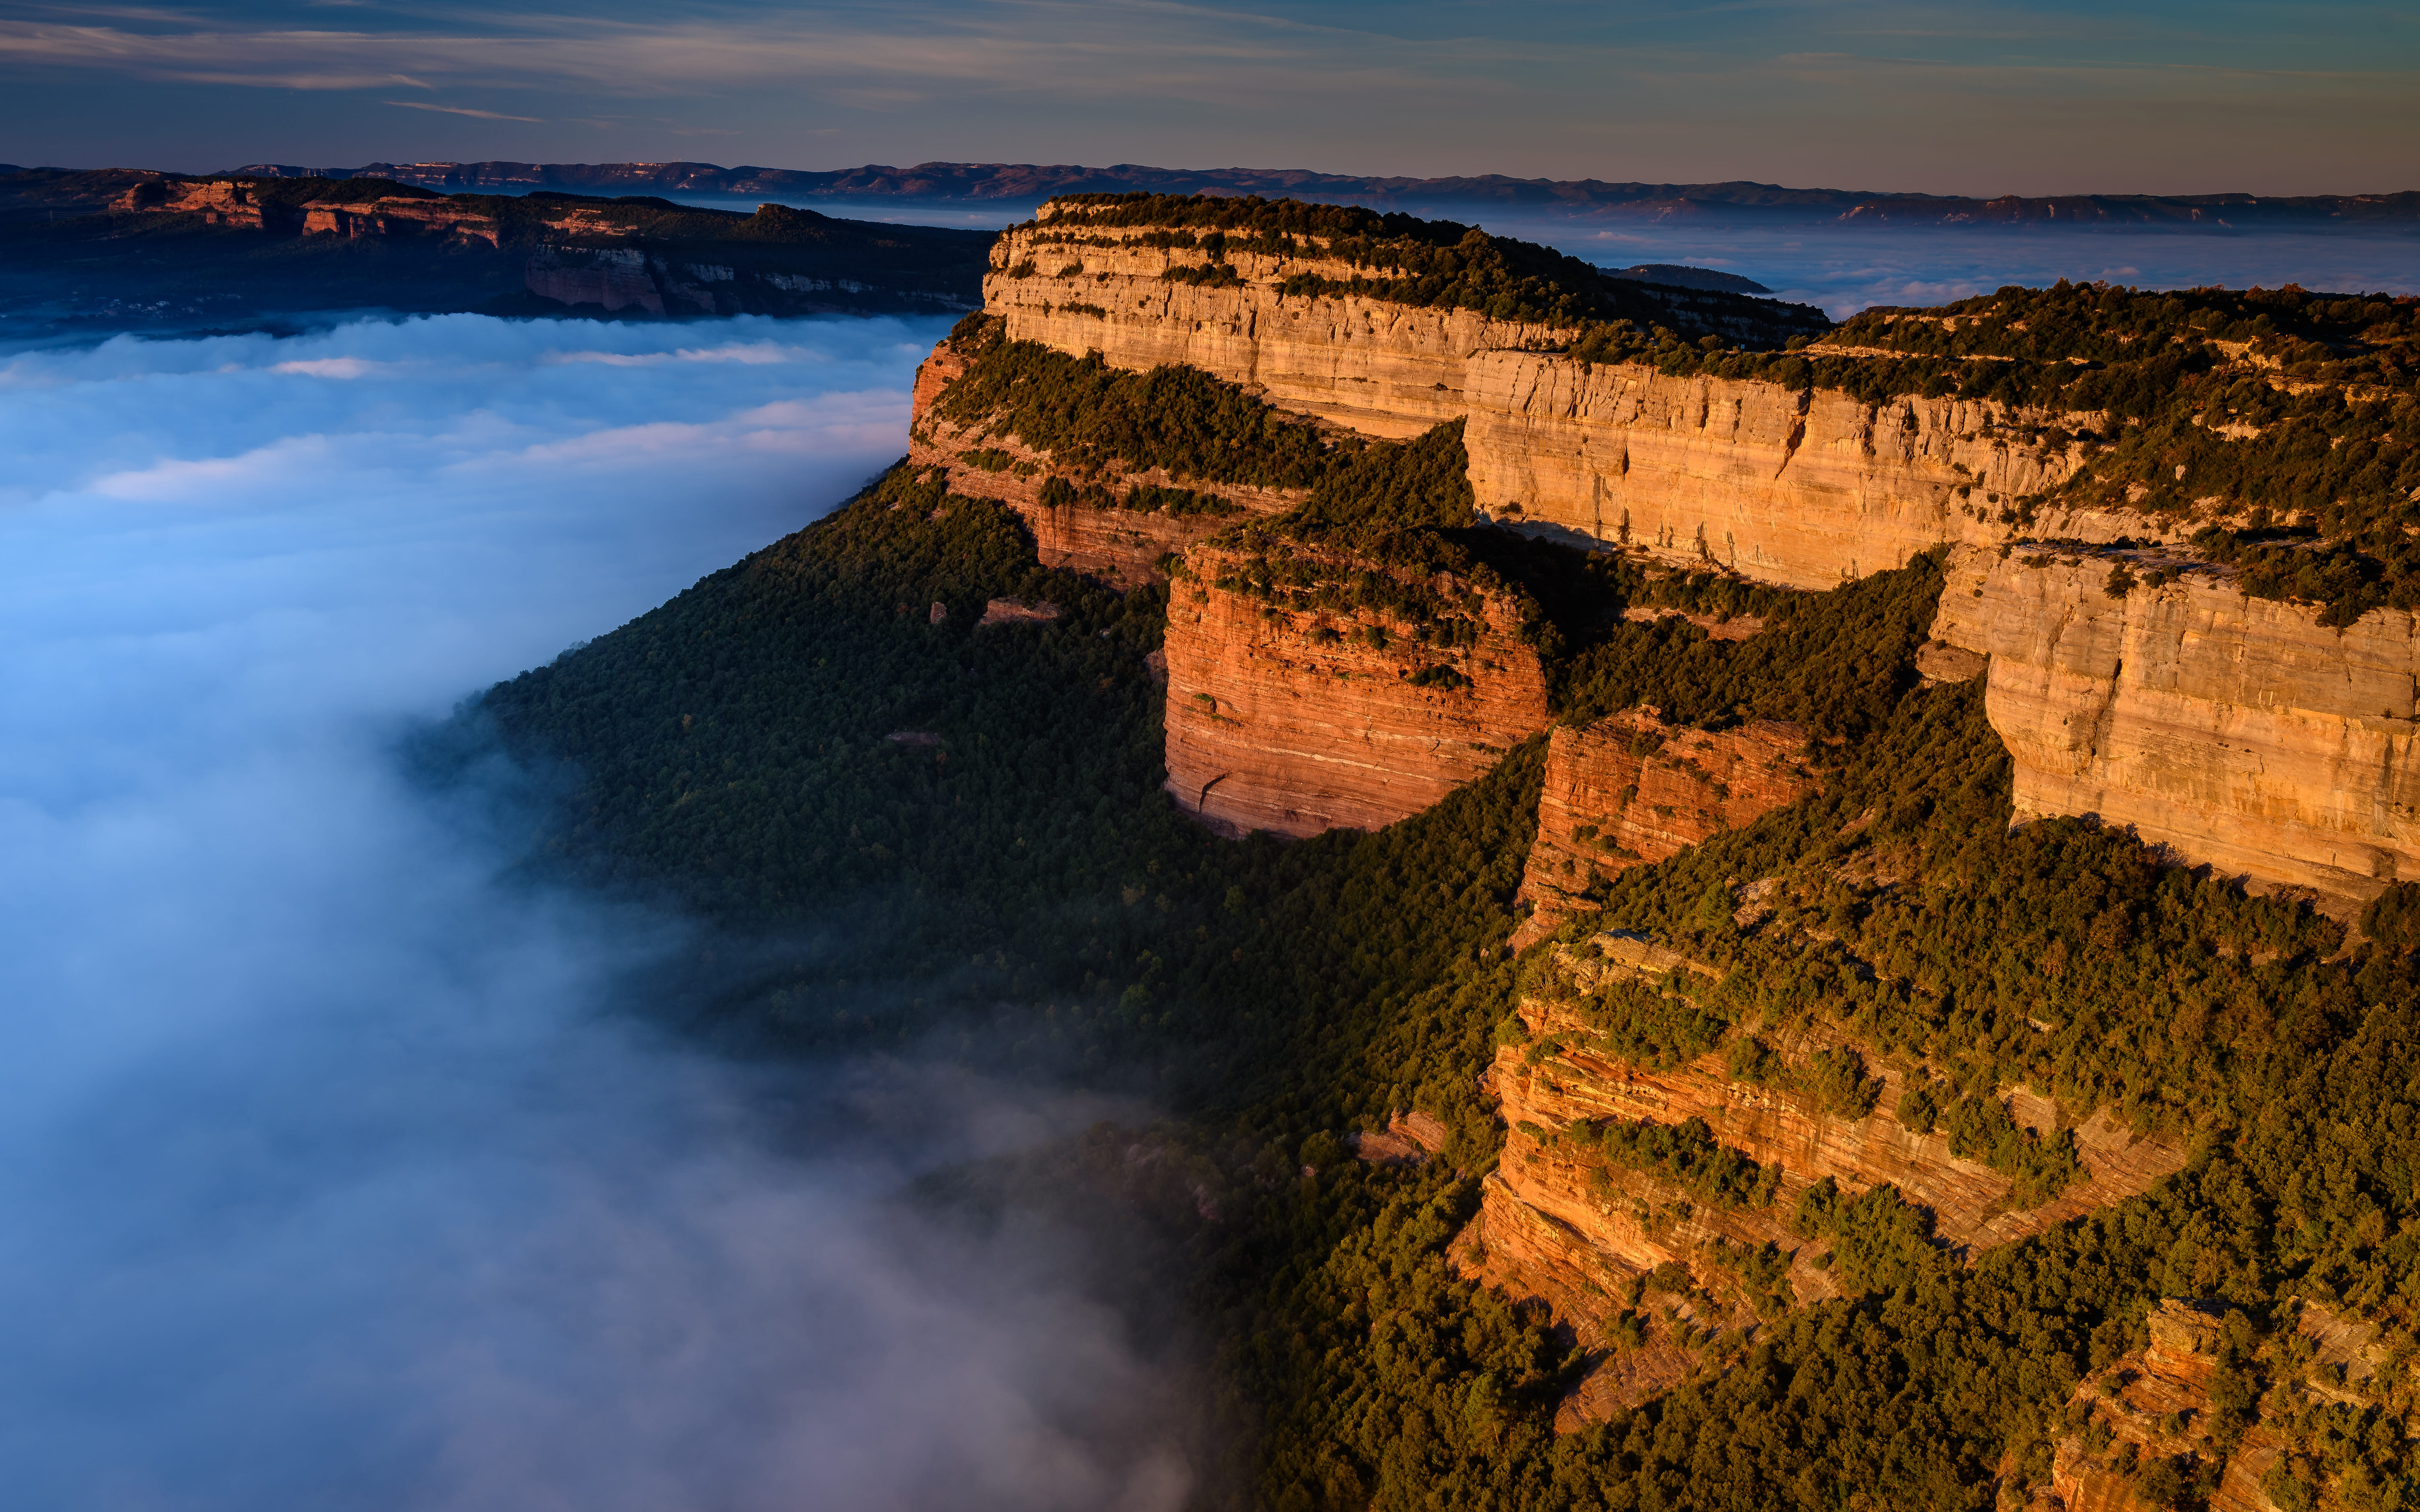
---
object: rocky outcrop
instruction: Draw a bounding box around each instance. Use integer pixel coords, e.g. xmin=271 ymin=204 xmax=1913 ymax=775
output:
xmin=109 ymin=179 xmax=504 ymax=244
xmin=1930 ymin=543 xmax=2420 ymax=910
xmin=301 ymin=201 xmax=500 ymax=245
xmin=109 ymin=178 xmax=274 ymax=226
xmin=1511 ymin=712 xmax=1820 ymax=947
xmin=2020 ymin=1300 xmax=2389 ymax=1512
xmin=1459 ymin=931 xmax=2188 ymax=1427
xmin=1159 ymin=546 xmax=1552 ymax=836
xmin=987 ymin=210 xmax=2152 ymax=590
xmin=975 ymin=597 xmax=1060 ymax=628
xmin=904 ymin=332 xmax=1299 ymax=588
xmin=524 ymin=244 xmax=667 ymax=312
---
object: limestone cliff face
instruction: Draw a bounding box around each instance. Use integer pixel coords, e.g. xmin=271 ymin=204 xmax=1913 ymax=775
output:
xmin=1160 ymin=546 xmax=1552 ymax=836
xmin=1931 ymin=544 xmax=2420 ymax=908
xmin=904 ymin=333 xmax=1300 ymax=588
xmin=1511 ymin=712 xmax=1819 ymax=948
xmin=1459 ymin=931 xmax=2187 ymax=1427
xmin=987 ymin=210 xmax=2143 ymax=590
xmin=301 ymin=200 xmax=500 ymax=246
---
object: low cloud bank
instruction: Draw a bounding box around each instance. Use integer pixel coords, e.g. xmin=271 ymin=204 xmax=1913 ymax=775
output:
xmin=0 ymin=314 xmax=1198 ymax=1510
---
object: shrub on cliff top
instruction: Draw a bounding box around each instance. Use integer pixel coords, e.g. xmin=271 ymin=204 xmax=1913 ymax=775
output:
xmin=1554 ymin=549 xmax=1945 ymax=738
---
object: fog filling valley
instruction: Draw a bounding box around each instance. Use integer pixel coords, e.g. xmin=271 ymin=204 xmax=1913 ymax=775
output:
xmin=0 ymin=314 xmax=1198 ymax=1511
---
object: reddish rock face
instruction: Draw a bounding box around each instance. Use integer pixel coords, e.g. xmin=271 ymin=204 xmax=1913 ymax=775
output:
xmin=1932 ymin=542 xmax=2420 ymax=913
xmin=904 ymin=332 xmax=1301 ymax=589
xmin=2020 ymin=1300 xmax=2386 ymax=1512
xmin=1461 ymin=933 xmax=2189 ymax=1428
xmin=1512 ymin=712 xmax=1820 ymax=948
xmin=1161 ymin=545 xmax=1552 ymax=837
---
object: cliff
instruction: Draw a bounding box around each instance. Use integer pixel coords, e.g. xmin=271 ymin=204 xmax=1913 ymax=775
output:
xmin=1457 ymin=931 xmax=2187 ymax=1427
xmin=1160 ymin=544 xmax=1552 ymax=836
xmin=986 ymin=210 xmax=2147 ymax=590
xmin=904 ymin=331 xmax=1301 ymax=588
xmin=1931 ymin=544 xmax=2420 ymax=910
xmin=1511 ymin=711 xmax=1820 ymax=948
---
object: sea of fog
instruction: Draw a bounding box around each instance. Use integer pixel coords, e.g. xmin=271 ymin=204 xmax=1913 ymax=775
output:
xmin=0 ymin=314 xmax=1198 ymax=1511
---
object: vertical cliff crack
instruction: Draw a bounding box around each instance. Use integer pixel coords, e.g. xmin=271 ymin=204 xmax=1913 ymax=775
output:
xmin=1775 ymin=415 xmax=1807 ymax=479
xmin=2084 ymin=658 xmax=2124 ymax=762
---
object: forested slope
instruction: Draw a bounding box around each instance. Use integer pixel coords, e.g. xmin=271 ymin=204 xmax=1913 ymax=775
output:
xmin=467 ymin=288 xmax=2420 ymax=1512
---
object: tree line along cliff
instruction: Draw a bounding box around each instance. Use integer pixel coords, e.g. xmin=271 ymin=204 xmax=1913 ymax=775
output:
xmin=465 ymin=196 xmax=2420 ymax=1512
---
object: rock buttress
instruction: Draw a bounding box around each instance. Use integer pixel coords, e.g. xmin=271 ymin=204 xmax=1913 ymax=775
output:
xmin=1160 ymin=544 xmax=1552 ymax=836
xmin=1511 ymin=711 xmax=1821 ymax=948
xmin=1931 ymin=542 xmax=2420 ymax=911
xmin=1457 ymin=932 xmax=2187 ymax=1429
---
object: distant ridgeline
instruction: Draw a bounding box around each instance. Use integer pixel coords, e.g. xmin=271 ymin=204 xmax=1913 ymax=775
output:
xmin=218 ymin=156 xmax=2420 ymax=227
xmin=469 ymin=192 xmax=2420 ymax=1512
xmin=0 ymin=168 xmax=992 ymax=320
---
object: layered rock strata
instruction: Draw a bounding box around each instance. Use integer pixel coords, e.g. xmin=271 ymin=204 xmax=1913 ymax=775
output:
xmin=904 ymin=333 xmax=1301 ymax=588
xmin=1159 ymin=546 xmax=1552 ymax=836
xmin=1510 ymin=711 xmax=1820 ymax=948
xmin=111 ymin=178 xmax=503 ymax=244
xmin=1930 ymin=543 xmax=2420 ymax=908
xmin=2020 ymin=1300 xmax=2387 ymax=1512
xmin=1459 ymin=931 xmax=2187 ymax=1427
xmin=986 ymin=210 xmax=2150 ymax=590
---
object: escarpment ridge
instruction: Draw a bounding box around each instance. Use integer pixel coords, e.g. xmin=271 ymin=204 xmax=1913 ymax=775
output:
xmin=986 ymin=198 xmax=2169 ymax=590
xmin=0 ymin=171 xmax=991 ymax=323
xmin=932 ymin=199 xmax=2420 ymax=906
xmin=474 ymin=184 xmax=2420 ymax=1512
xmin=197 ymin=158 xmax=2420 ymax=226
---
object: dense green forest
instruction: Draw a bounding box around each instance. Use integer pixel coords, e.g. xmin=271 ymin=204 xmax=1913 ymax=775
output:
xmin=467 ymin=290 xmax=2420 ymax=1510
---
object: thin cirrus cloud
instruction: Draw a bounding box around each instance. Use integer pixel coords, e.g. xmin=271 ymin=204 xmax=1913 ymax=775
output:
xmin=385 ymin=98 xmax=541 ymax=120
xmin=0 ymin=1 xmax=2411 ymax=191
xmin=0 ymin=310 xmax=1205 ymax=1510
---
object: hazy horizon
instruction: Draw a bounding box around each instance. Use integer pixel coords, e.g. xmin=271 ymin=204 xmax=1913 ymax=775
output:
xmin=0 ymin=2 xmax=2410 ymax=198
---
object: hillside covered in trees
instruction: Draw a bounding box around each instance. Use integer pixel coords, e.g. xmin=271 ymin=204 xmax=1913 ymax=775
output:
xmin=461 ymin=270 xmax=2420 ymax=1512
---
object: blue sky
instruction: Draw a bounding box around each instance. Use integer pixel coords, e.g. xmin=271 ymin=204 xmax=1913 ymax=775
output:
xmin=0 ymin=2 xmax=2413 ymax=193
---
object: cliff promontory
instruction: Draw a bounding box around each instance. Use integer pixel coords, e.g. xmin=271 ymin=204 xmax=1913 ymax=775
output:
xmin=1161 ymin=542 xmax=1552 ymax=836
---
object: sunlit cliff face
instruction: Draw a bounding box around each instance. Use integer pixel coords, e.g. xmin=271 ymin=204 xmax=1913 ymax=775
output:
xmin=0 ymin=314 xmax=1197 ymax=1512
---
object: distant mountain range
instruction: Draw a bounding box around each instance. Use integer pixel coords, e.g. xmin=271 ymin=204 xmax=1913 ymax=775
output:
xmin=189 ymin=160 xmax=2420 ymax=228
